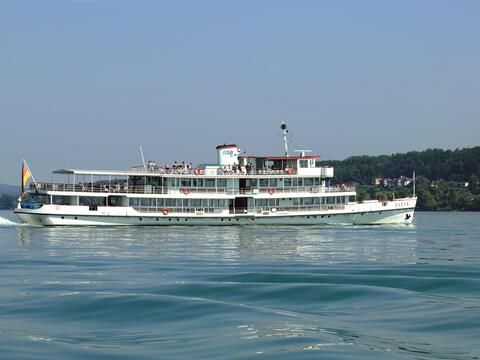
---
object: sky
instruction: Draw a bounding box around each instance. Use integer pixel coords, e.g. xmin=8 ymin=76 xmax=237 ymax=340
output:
xmin=1 ymin=0 xmax=479 ymax=185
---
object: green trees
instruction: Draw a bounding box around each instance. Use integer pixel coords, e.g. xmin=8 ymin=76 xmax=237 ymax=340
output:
xmin=319 ymin=147 xmax=480 ymax=185
xmin=319 ymin=147 xmax=480 ymax=211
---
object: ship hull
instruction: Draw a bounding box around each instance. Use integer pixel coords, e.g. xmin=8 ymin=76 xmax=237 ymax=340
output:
xmin=15 ymin=204 xmax=416 ymax=226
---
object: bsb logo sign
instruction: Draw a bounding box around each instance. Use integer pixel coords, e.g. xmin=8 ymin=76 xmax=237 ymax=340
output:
xmin=222 ymin=150 xmax=235 ymax=157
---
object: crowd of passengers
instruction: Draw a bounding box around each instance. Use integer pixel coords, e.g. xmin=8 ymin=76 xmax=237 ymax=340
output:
xmin=147 ymin=161 xmax=193 ymax=174
xmin=77 ymin=182 xmax=129 ymax=193
xmin=219 ymin=162 xmax=254 ymax=175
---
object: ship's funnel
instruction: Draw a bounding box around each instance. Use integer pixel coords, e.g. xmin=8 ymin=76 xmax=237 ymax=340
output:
xmin=216 ymin=144 xmax=240 ymax=166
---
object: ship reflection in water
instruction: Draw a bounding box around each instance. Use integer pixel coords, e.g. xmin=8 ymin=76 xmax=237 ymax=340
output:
xmin=16 ymin=224 xmax=418 ymax=264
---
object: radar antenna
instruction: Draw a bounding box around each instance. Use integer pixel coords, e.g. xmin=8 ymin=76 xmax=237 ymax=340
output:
xmin=280 ymin=120 xmax=289 ymax=157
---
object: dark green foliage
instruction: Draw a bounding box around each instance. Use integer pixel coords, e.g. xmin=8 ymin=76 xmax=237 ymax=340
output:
xmin=319 ymin=147 xmax=480 ymax=211
xmin=319 ymin=147 xmax=480 ymax=184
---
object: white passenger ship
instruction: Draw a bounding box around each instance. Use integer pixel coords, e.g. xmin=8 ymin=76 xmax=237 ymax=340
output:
xmin=15 ymin=124 xmax=416 ymax=226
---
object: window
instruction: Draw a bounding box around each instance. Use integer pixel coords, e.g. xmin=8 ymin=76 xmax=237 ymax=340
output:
xmin=129 ymin=198 xmax=139 ymax=207
xmin=304 ymin=197 xmax=314 ymax=205
xmin=165 ymin=199 xmax=176 ymax=207
xmin=293 ymin=198 xmax=304 ymax=206
xmin=205 ymin=178 xmax=215 ymax=187
xmin=181 ymin=178 xmax=191 ymax=187
xmin=217 ymin=178 xmax=227 ymax=187
xmin=284 ymin=178 xmax=292 ymax=187
xmin=53 ymin=196 xmax=74 ymax=205
xmin=304 ymin=178 xmax=313 ymax=186
xmin=299 ymin=160 xmax=308 ymax=168
xmin=269 ymin=179 xmax=277 ymax=187
xmin=268 ymin=199 xmax=278 ymax=206
xmin=192 ymin=199 xmax=201 ymax=207
xmin=141 ymin=198 xmax=153 ymax=207
xmin=256 ymin=199 xmax=268 ymax=207
xmin=192 ymin=178 xmax=204 ymax=187
xmin=259 ymin=178 xmax=269 ymax=187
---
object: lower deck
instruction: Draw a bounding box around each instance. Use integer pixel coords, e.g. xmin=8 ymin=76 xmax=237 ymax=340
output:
xmin=15 ymin=198 xmax=417 ymax=226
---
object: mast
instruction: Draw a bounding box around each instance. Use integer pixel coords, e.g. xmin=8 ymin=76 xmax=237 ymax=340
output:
xmin=139 ymin=145 xmax=146 ymax=170
xmin=413 ymin=170 xmax=416 ymax=197
xmin=281 ymin=121 xmax=289 ymax=157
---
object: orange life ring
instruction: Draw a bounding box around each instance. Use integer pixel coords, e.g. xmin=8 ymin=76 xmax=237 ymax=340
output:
xmin=183 ymin=187 xmax=190 ymax=195
xmin=287 ymin=168 xmax=293 ymax=175
xmin=162 ymin=208 xmax=169 ymax=215
xmin=268 ymin=187 xmax=276 ymax=195
xmin=194 ymin=167 xmax=201 ymax=175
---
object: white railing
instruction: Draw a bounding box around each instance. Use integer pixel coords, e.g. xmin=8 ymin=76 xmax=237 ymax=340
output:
xmin=31 ymin=183 xmax=355 ymax=195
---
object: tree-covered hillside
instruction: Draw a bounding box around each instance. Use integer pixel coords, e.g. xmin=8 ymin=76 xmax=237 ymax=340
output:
xmin=319 ymin=147 xmax=480 ymax=184
xmin=319 ymin=147 xmax=480 ymax=211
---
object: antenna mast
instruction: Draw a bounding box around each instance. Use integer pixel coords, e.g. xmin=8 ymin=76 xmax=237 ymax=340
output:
xmin=139 ymin=145 xmax=146 ymax=170
xmin=280 ymin=120 xmax=289 ymax=157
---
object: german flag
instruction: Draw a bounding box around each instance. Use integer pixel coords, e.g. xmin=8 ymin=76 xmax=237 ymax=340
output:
xmin=21 ymin=160 xmax=31 ymax=194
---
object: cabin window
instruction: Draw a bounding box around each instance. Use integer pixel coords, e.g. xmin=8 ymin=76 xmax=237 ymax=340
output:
xmin=315 ymin=178 xmax=320 ymax=185
xmin=299 ymin=160 xmax=308 ymax=168
xmin=327 ymin=197 xmax=335 ymax=204
xmin=205 ymin=178 xmax=215 ymax=188
xmin=192 ymin=178 xmax=203 ymax=187
xmin=52 ymin=195 xmax=74 ymax=205
xmin=181 ymin=178 xmax=191 ymax=187
xmin=284 ymin=178 xmax=292 ymax=187
xmin=314 ymin=197 xmax=321 ymax=205
xmin=28 ymin=193 xmax=50 ymax=204
xmin=192 ymin=199 xmax=201 ymax=207
xmin=246 ymin=179 xmax=258 ymax=187
xmin=259 ymin=178 xmax=269 ymax=187
xmin=269 ymin=179 xmax=277 ymax=187
xmin=256 ymin=199 xmax=268 ymax=207
xmin=165 ymin=199 xmax=175 ymax=207
xmin=217 ymin=178 xmax=227 ymax=187
xmin=304 ymin=178 xmax=314 ymax=186
xmin=304 ymin=197 xmax=314 ymax=205
xmin=268 ymin=199 xmax=278 ymax=206
xmin=157 ymin=198 xmax=164 ymax=206
xmin=80 ymin=196 xmax=105 ymax=207
xmin=293 ymin=198 xmax=304 ymax=206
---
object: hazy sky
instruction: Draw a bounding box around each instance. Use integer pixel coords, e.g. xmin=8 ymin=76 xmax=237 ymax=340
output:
xmin=1 ymin=0 xmax=479 ymax=185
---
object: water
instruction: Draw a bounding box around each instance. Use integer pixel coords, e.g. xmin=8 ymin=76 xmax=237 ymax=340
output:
xmin=1 ymin=210 xmax=479 ymax=359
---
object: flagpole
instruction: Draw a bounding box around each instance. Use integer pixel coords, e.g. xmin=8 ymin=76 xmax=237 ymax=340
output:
xmin=413 ymin=170 xmax=416 ymax=197
xmin=23 ymin=158 xmax=37 ymax=185
xmin=21 ymin=158 xmax=37 ymax=195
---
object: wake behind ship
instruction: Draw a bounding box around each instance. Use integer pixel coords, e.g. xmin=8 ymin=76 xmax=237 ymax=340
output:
xmin=15 ymin=124 xmax=416 ymax=226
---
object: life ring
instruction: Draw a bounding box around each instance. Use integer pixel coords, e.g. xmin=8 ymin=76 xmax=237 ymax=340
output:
xmin=162 ymin=208 xmax=169 ymax=215
xmin=194 ymin=167 xmax=201 ymax=175
xmin=183 ymin=187 xmax=190 ymax=195
xmin=287 ymin=168 xmax=293 ymax=175
xmin=268 ymin=187 xmax=276 ymax=195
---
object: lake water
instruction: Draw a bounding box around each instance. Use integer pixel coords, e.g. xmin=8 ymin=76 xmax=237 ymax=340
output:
xmin=1 ymin=210 xmax=479 ymax=359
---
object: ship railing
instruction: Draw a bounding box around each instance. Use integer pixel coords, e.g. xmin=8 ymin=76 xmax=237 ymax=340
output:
xmin=130 ymin=166 xmax=298 ymax=176
xmin=31 ymin=182 xmax=355 ymax=195
xmin=132 ymin=206 xmax=226 ymax=215
xmin=132 ymin=204 xmax=346 ymax=214
xmin=256 ymin=205 xmax=346 ymax=213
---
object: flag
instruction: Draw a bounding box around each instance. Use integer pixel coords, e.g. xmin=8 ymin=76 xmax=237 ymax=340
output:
xmin=21 ymin=160 xmax=31 ymax=194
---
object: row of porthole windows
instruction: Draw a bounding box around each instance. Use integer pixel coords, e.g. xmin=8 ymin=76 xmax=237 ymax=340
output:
xmin=60 ymin=215 xmax=335 ymax=221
